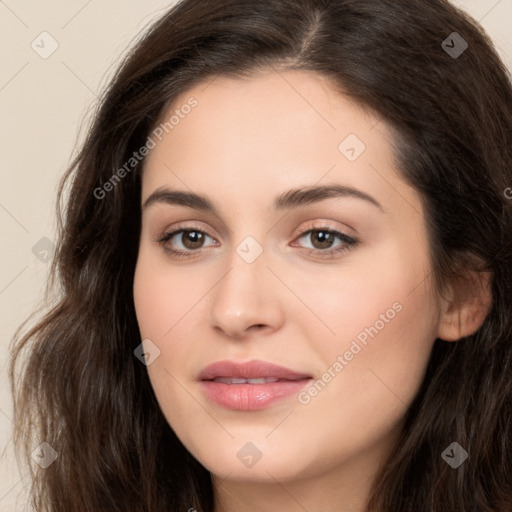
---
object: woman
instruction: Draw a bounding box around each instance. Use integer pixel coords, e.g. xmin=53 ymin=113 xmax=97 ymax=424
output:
xmin=10 ymin=0 xmax=512 ymax=510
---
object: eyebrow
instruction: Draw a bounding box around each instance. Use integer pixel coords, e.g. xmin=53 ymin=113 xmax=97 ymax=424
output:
xmin=142 ymin=184 xmax=385 ymax=213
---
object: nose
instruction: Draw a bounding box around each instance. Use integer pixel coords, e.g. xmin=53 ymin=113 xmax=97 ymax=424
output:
xmin=208 ymin=249 xmax=285 ymax=340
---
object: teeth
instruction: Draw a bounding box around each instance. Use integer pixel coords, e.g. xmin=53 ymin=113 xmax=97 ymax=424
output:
xmin=213 ymin=377 xmax=280 ymax=384
xmin=246 ymin=378 xmax=279 ymax=384
xmin=218 ymin=377 xmax=247 ymax=384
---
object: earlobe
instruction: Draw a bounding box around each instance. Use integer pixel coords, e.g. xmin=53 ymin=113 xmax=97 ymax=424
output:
xmin=436 ymin=271 xmax=493 ymax=342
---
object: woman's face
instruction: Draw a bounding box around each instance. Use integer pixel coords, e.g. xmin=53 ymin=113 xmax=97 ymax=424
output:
xmin=133 ymin=69 xmax=442 ymax=486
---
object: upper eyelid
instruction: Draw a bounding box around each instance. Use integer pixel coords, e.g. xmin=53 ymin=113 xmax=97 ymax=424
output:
xmin=161 ymin=221 xmax=348 ymax=235
xmin=147 ymin=202 xmax=363 ymax=237
xmin=158 ymin=223 xmax=216 ymax=242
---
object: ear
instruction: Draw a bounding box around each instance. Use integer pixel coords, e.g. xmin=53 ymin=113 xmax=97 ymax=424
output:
xmin=436 ymin=270 xmax=492 ymax=342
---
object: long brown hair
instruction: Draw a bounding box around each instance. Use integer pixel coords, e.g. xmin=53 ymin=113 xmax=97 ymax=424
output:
xmin=9 ymin=0 xmax=512 ymax=510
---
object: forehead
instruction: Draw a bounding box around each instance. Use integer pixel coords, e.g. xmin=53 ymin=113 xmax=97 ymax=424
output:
xmin=140 ymin=69 xmax=419 ymax=221
xmin=146 ymin=69 xmax=382 ymax=167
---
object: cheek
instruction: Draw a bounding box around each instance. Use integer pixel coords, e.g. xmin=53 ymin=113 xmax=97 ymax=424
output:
xmin=133 ymin=255 xmax=204 ymax=428
xmin=286 ymin=275 xmax=437 ymax=469
xmin=133 ymin=248 xmax=201 ymax=340
xmin=290 ymin=244 xmax=438 ymax=412
xmin=132 ymin=250 xmax=213 ymax=395
xmin=288 ymin=251 xmax=437 ymax=362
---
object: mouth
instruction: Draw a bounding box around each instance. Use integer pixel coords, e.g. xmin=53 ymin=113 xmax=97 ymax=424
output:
xmin=207 ymin=377 xmax=294 ymax=384
xmin=198 ymin=359 xmax=313 ymax=410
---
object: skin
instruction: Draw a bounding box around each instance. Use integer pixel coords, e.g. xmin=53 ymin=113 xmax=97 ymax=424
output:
xmin=133 ymin=68 xmax=489 ymax=512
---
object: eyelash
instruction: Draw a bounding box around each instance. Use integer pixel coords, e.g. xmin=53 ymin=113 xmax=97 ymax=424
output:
xmin=154 ymin=223 xmax=359 ymax=260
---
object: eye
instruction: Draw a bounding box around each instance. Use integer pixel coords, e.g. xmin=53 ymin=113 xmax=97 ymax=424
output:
xmin=155 ymin=225 xmax=217 ymax=259
xmin=292 ymin=227 xmax=358 ymax=258
xmin=155 ymin=224 xmax=359 ymax=260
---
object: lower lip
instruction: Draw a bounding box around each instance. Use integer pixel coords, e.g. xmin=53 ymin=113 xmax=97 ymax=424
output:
xmin=201 ymin=379 xmax=312 ymax=410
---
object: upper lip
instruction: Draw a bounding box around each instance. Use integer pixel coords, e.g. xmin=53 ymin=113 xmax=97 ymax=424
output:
xmin=199 ymin=360 xmax=312 ymax=381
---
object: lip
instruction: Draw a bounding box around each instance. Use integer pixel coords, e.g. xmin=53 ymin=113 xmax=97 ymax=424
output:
xmin=198 ymin=359 xmax=312 ymax=381
xmin=198 ymin=359 xmax=313 ymax=411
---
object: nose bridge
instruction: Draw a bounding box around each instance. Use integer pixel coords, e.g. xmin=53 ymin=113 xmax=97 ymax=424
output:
xmin=208 ymin=235 xmax=283 ymax=337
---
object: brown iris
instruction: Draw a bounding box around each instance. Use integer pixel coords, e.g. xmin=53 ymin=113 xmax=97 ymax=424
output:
xmin=309 ymin=230 xmax=335 ymax=249
xmin=180 ymin=230 xmax=205 ymax=249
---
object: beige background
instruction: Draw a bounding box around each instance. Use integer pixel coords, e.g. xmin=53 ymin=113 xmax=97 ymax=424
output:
xmin=0 ymin=1 xmax=511 ymax=509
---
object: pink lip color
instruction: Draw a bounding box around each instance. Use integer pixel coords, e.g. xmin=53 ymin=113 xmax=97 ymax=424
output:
xmin=198 ymin=359 xmax=313 ymax=411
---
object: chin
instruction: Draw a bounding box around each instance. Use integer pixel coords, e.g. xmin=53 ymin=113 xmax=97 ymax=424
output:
xmin=185 ymin=434 xmax=319 ymax=483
